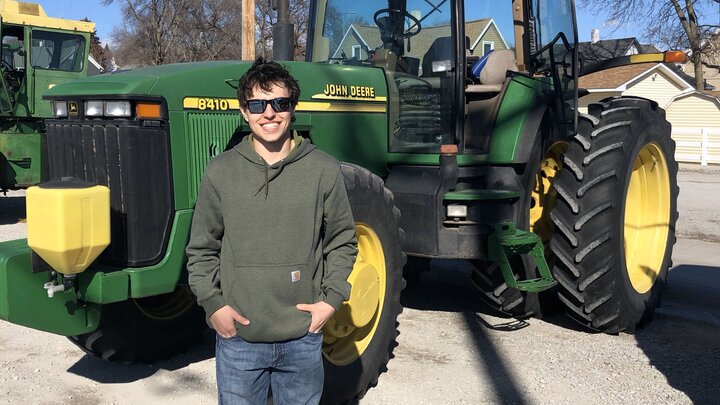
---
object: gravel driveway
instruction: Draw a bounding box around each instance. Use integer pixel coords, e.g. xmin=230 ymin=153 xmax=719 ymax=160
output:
xmin=0 ymin=163 xmax=718 ymax=405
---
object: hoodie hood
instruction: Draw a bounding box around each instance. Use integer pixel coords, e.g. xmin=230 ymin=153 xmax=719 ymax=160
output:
xmin=234 ymin=131 xmax=316 ymax=198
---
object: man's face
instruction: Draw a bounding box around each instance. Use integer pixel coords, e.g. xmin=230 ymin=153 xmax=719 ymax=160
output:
xmin=241 ymin=84 xmax=293 ymax=145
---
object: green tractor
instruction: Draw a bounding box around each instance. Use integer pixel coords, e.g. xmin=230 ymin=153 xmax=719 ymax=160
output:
xmin=0 ymin=0 xmax=679 ymax=402
xmin=0 ymin=0 xmax=95 ymax=190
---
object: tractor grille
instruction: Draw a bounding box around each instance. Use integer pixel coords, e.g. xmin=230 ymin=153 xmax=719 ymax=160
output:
xmin=186 ymin=112 xmax=243 ymax=204
xmin=45 ymin=120 xmax=174 ymax=267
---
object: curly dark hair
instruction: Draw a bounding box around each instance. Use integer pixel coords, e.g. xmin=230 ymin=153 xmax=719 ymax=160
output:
xmin=237 ymin=57 xmax=300 ymax=109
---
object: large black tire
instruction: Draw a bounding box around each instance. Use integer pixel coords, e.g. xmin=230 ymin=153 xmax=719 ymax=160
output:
xmin=470 ymin=137 xmax=554 ymax=318
xmin=550 ymin=97 xmax=678 ymax=333
xmin=471 ymin=258 xmax=535 ymax=316
xmin=68 ymin=286 xmax=207 ymax=362
xmin=321 ymin=164 xmax=406 ymax=404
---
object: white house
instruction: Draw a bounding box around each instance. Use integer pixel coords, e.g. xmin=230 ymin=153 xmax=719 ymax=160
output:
xmin=579 ymin=62 xmax=720 ymax=165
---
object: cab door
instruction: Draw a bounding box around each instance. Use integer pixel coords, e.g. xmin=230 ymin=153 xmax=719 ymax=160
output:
xmin=531 ymin=0 xmax=579 ymax=127
xmin=0 ymin=17 xmax=16 ymax=114
xmin=28 ymin=28 xmax=89 ymax=117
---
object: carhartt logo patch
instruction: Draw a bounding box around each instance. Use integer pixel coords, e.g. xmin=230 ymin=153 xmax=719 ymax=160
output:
xmin=291 ymin=271 xmax=301 ymax=283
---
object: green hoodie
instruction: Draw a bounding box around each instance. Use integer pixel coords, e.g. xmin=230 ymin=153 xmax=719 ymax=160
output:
xmin=186 ymin=133 xmax=358 ymax=342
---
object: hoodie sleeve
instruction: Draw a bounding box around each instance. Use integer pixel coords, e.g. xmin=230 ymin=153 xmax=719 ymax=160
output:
xmin=321 ymin=170 xmax=358 ymax=311
xmin=186 ymin=171 xmax=226 ymax=319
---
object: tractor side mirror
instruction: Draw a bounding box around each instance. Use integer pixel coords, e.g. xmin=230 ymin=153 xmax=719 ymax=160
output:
xmin=563 ymin=51 xmax=577 ymax=79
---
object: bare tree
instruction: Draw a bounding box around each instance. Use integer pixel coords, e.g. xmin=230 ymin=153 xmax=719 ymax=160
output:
xmin=81 ymin=18 xmax=107 ymax=66
xmin=104 ymin=0 xmax=243 ymax=67
xmin=255 ymin=0 xmax=310 ymax=60
xmin=579 ymin=0 xmax=720 ymax=89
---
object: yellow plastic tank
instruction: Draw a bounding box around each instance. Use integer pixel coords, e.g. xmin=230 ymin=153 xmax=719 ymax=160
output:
xmin=26 ymin=177 xmax=110 ymax=275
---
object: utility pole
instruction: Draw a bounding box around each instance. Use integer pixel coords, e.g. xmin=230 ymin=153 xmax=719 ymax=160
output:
xmin=242 ymin=0 xmax=255 ymax=60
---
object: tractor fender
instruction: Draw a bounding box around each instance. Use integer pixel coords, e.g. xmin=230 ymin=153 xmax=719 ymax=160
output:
xmin=511 ymin=90 xmax=557 ymax=165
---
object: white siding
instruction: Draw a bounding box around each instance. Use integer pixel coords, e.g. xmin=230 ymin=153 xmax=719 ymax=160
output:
xmin=624 ymin=71 xmax=686 ymax=109
xmin=667 ymin=95 xmax=720 ymax=127
xmin=667 ymin=95 xmax=720 ymax=165
xmin=481 ymin=26 xmax=507 ymax=51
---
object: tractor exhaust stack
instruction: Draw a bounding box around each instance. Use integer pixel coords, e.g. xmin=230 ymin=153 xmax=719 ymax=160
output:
xmin=272 ymin=0 xmax=294 ymax=61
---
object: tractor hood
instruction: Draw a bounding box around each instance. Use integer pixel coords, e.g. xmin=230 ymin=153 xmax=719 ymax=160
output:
xmin=45 ymin=61 xmax=389 ymax=112
xmin=45 ymin=61 xmax=247 ymax=104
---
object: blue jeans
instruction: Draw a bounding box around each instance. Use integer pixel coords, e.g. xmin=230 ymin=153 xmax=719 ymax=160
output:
xmin=215 ymin=331 xmax=324 ymax=405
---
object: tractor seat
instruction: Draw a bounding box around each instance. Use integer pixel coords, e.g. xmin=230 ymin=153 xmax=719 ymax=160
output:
xmin=466 ymin=50 xmax=518 ymax=94
xmin=421 ymin=37 xmax=454 ymax=77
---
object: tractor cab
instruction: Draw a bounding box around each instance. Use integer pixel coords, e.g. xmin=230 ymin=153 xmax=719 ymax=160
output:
xmin=0 ymin=9 xmax=92 ymax=118
xmin=0 ymin=0 xmax=94 ymax=190
xmin=308 ymin=0 xmax=579 ymax=155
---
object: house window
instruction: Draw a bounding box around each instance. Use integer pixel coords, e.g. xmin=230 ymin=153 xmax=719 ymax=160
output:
xmin=352 ymin=45 xmax=361 ymax=59
xmin=482 ymin=41 xmax=494 ymax=56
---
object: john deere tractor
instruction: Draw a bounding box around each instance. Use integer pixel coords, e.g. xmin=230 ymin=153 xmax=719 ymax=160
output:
xmin=0 ymin=0 xmax=95 ymax=190
xmin=0 ymin=0 xmax=679 ymax=402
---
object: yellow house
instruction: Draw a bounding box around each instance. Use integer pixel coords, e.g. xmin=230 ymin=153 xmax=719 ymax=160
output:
xmin=578 ymin=62 xmax=694 ymax=111
xmin=579 ymin=63 xmax=719 ymax=165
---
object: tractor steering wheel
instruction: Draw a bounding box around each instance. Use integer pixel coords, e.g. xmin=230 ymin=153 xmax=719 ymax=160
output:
xmin=373 ymin=8 xmax=422 ymax=39
xmin=1 ymin=57 xmax=14 ymax=73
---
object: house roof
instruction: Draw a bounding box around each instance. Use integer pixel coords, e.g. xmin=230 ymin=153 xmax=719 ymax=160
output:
xmin=665 ymin=62 xmax=706 ymax=89
xmin=669 ymin=90 xmax=720 ymax=108
xmin=578 ymin=37 xmax=641 ymax=64
xmin=578 ymin=36 xmax=707 ymax=89
xmin=579 ymin=62 xmax=657 ymax=89
xmin=465 ymin=19 xmax=491 ymax=49
xmin=88 ymin=55 xmax=103 ymax=76
xmin=578 ymin=62 xmax=693 ymax=91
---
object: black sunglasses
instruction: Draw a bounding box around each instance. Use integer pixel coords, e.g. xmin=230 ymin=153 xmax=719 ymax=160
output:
xmin=245 ymin=97 xmax=292 ymax=114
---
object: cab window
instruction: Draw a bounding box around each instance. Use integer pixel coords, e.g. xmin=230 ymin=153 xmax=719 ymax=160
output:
xmin=31 ymin=30 xmax=86 ymax=72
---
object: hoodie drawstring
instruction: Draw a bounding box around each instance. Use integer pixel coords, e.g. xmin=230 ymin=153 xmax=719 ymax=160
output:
xmin=264 ymin=165 xmax=269 ymax=200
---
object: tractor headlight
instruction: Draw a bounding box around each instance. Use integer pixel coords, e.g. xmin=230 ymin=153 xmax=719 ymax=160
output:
xmin=104 ymin=101 xmax=132 ymax=117
xmin=447 ymin=204 xmax=467 ymax=218
xmin=53 ymin=101 xmax=67 ymax=117
xmin=84 ymin=100 xmax=104 ymax=117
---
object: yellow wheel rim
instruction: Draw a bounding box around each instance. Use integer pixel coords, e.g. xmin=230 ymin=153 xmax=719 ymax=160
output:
xmin=323 ymin=223 xmax=386 ymax=366
xmin=530 ymin=142 xmax=567 ymax=244
xmin=624 ymin=143 xmax=671 ymax=294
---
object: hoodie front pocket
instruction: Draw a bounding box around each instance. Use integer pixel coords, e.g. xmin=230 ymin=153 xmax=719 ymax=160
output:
xmin=224 ymin=263 xmax=315 ymax=338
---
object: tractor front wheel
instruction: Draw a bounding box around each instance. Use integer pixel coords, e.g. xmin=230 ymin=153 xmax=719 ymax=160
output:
xmin=550 ymin=97 xmax=678 ymax=333
xmin=68 ymin=286 xmax=207 ymax=362
xmin=321 ymin=164 xmax=406 ymax=404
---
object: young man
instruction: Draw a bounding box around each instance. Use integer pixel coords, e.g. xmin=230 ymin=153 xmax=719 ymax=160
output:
xmin=186 ymin=58 xmax=358 ymax=404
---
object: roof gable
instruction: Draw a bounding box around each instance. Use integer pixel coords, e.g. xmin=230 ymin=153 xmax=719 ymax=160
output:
xmin=467 ymin=19 xmax=509 ymax=52
xmin=670 ymin=90 xmax=720 ymax=108
xmin=579 ymin=62 xmax=694 ymax=91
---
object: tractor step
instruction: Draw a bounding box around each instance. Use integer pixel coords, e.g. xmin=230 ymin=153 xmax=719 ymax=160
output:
xmin=487 ymin=222 xmax=557 ymax=293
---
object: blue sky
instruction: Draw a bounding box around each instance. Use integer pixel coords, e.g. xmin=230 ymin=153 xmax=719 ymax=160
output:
xmin=37 ymin=0 xmax=121 ymax=44
xmin=34 ymin=0 xmax=719 ymax=48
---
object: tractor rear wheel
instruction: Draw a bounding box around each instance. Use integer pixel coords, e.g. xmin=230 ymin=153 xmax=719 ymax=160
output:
xmin=68 ymin=286 xmax=207 ymax=362
xmin=321 ymin=164 xmax=406 ymax=404
xmin=550 ymin=97 xmax=678 ymax=333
